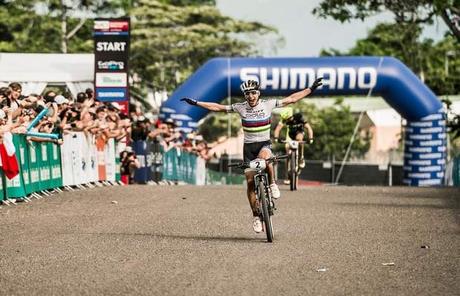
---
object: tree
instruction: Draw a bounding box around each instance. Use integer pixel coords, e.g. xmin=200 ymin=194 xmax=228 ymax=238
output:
xmin=313 ymin=0 xmax=460 ymax=41
xmin=0 ymin=0 xmax=121 ymax=53
xmin=0 ymin=0 xmax=277 ymax=103
xmin=271 ymin=99 xmax=371 ymax=160
xmin=443 ymin=98 xmax=460 ymax=156
xmin=129 ymin=0 xmax=276 ymax=93
xmin=320 ymin=23 xmax=460 ymax=95
xmin=159 ymin=0 xmax=215 ymax=5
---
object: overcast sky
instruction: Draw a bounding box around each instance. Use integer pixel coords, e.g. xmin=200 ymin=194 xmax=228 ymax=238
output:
xmin=216 ymin=0 xmax=449 ymax=57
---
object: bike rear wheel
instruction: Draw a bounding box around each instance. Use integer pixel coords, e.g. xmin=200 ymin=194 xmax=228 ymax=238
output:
xmin=258 ymin=180 xmax=273 ymax=242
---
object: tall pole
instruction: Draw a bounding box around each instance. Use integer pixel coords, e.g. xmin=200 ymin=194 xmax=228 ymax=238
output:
xmin=227 ymin=57 xmax=232 ymax=181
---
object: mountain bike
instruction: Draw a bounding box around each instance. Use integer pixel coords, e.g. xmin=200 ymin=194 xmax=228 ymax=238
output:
xmin=280 ymin=140 xmax=307 ymax=191
xmin=228 ymin=155 xmax=288 ymax=243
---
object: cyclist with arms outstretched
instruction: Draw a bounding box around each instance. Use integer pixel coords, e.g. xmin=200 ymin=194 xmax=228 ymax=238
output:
xmin=181 ymin=77 xmax=322 ymax=233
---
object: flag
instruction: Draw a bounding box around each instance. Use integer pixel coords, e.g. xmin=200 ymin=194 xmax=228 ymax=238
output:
xmin=0 ymin=132 xmax=19 ymax=179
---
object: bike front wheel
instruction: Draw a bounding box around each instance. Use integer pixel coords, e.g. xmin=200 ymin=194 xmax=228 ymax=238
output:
xmin=258 ymin=181 xmax=274 ymax=243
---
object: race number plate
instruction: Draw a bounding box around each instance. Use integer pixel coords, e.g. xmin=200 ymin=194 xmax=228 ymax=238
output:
xmin=288 ymin=140 xmax=299 ymax=149
xmin=249 ymin=159 xmax=266 ymax=170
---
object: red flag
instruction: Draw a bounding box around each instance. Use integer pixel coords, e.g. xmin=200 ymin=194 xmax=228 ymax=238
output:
xmin=0 ymin=132 xmax=19 ymax=179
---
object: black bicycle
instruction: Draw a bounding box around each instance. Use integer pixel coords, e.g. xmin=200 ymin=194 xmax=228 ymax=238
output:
xmin=228 ymin=155 xmax=288 ymax=242
xmin=280 ymin=140 xmax=307 ymax=191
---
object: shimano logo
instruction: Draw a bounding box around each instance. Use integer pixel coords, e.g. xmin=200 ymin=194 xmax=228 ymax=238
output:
xmin=240 ymin=67 xmax=377 ymax=90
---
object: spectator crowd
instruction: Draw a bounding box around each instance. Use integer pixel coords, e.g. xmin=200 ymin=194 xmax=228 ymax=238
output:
xmin=0 ymin=82 xmax=212 ymax=184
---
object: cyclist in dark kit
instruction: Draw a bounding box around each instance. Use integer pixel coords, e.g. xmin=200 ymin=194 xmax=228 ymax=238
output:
xmin=181 ymin=77 xmax=322 ymax=233
xmin=275 ymin=108 xmax=313 ymax=164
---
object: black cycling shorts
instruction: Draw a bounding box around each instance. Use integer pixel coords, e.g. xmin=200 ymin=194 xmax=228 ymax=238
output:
xmin=288 ymin=128 xmax=304 ymax=140
xmin=243 ymin=141 xmax=272 ymax=162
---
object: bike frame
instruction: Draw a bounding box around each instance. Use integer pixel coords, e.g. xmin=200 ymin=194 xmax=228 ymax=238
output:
xmin=228 ymin=155 xmax=287 ymax=242
xmin=253 ymin=170 xmax=272 ymax=211
xmin=283 ymin=140 xmax=306 ymax=191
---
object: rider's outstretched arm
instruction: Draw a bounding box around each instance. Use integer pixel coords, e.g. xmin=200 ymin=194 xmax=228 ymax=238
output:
xmin=280 ymin=77 xmax=323 ymax=107
xmin=181 ymin=98 xmax=228 ymax=112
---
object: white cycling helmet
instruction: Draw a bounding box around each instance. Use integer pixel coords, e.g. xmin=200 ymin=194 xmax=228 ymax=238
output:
xmin=240 ymin=80 xmax=260 ymax=93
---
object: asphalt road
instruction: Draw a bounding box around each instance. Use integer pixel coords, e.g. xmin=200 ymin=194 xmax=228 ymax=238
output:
xmin=0 ymin=185 xmax=459 ymax=296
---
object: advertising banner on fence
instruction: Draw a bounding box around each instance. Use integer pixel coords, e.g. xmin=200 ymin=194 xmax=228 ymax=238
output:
xmin=94 ymin=18 xmax=130 ymax=114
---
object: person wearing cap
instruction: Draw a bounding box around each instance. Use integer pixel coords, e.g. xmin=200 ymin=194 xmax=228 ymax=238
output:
xmin=76 ymin=92 xmax=88 ymax=104
xmin=181 ymin=77 xmax=323 ymax=233
xmin=85 ymin=88 xmax=94 ymax=100
xmin=54 ymin=95 xmax=69 ymax=105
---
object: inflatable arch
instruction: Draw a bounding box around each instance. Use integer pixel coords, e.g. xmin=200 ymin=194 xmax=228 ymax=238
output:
xmin=160 ymin=57 xmax=446 ymax=186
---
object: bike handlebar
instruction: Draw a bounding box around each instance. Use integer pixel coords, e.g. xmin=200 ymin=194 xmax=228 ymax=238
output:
xmin=227 ymin=155 xmax=289 ymax=169
xmin=278 ymin=139 xmax=309 ymax=144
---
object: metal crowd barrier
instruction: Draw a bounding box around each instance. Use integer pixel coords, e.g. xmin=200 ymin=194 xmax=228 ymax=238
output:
xmin=0 ymin=133 xmax=120 ymax=203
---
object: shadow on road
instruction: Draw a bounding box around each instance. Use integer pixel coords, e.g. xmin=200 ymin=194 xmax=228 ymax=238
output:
xmin=88 ymin=232 xmax=265 ymax=243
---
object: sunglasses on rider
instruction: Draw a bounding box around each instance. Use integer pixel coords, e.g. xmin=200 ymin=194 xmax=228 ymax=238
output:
xmin=244 ymin=90 xmax=259 ymax=96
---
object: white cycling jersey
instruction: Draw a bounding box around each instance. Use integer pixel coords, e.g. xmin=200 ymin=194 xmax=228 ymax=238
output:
xmin=226 ymin=99 xmax=281 ymax=143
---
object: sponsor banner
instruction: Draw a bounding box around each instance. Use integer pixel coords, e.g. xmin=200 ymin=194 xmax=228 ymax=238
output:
xmin=453 ymin=156 xmax=460 ymax=186
xmin=403 ymin=165 xmax=443 ymax=173
xmin=94 ymin=20 xmax=129 ymax=32
xmin=146 ymin=140 xmax=163 ymax=182
xmin=95 ymin=41 xmax=128 ymax=52
xmin=133 ymin=140 xmax=149 ymax=184
xmin=61 ymin=132 xmax=117 ymax=185
xmin=404 ymin=151 xmax=445 ymax=159
xmin=404 ymin=139 xmax=445 ymax=148
xmin=94 ymin=18 xmax=130 ymax=108
xmin=406 ymin=134 xmax=433 ymax=140
xmin=406 ymin=159 xmax=446 ymax=166
xmin=405 ymin=126 xmax=445 ymax=134
xmin=105 ymin=139 xmax=116 ymax=182
xmin=403 ymin=178 xmax=442 ymax=186
xmin=38 ymin=143 xmax=51 ymax=191
xmin=96 ymin=72 xmax=127 ymax=87
xmin=404 ymin=172 xmax=433 ymax=179
xmin=97 ymin=60 xmax=125 ymax=70
xmin=96 ymin=136 xmax=107 ymax=181
xmin=404 ymin=171 xmax=444 ymax=180
xmin=96 ymin=87 xmax=128 ymax=101
xmin=407 ymin=121 xmax=433 ymax=128
xmin=405 ymin=147 xmax=434 ymax=154
xmin=419 ymin=113 xmax=444 ymax=121
xmin=196 ymin=157 xmax=206 ymax=185
xmin=406 ymin=133 xmax=446 ymax=141
xmin=406 ymin=119 xmax=446 ymax=128
xmin=18 ymin=137 xmax=31 ymax=195
xmin=5 ymin=136 xmax=27 ymax=198
xmin=94 ymin=31 xmax=129 ymax=36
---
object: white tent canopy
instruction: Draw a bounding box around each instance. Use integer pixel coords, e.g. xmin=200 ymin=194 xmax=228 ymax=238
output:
xmin=0 ymin=53 xmax=94 ymax=97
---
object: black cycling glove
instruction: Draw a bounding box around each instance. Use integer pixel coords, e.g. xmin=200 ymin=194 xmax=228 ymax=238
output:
xmin=309 ymin=77 xmax=323 ymax=92
xmin=181 ymin=97 xmax=198 ymax=106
